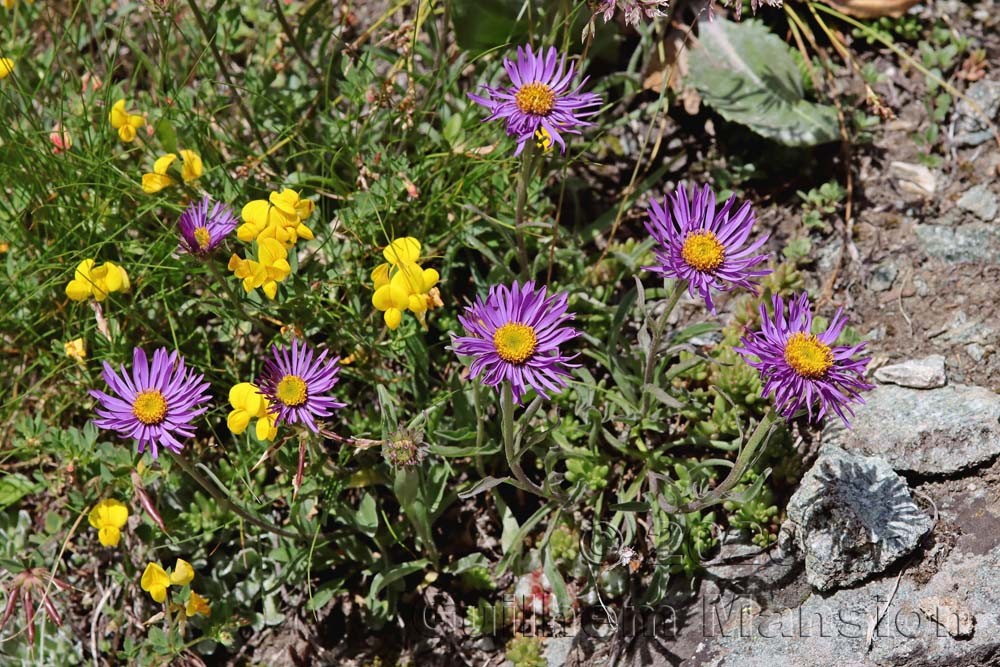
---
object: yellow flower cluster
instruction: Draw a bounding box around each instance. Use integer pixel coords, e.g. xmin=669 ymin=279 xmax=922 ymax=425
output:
xmin=3 ymin=0 xmax=34 ymax=9
xmin=109 ymin=99 xmax=144 ymax=143
xmin=65 ymin=259 xmax=130 ymax=302
xmin=227 ymin=238 xmax=291 ymax=300
xmin=237 ymin=189 xmax=315 ymax=248
xmin=142 ymin=149 xmax=203 ymax=194
xmin=0 ymin=58 xmax=13 ymax=80
xmin=88 ymin=498 xmax=128 ymax=547
xmin=228 ymin=188 xmax=315 ymax=300
xmin=227 ymin=382 xmax=278 ymax=441
xmin=371 ymin=237 xmax=441 ymax=330
xmin=140 ymin=558 xmax=209 ymax=616
xmin=65 ymin=337 xmax=86 ymax=364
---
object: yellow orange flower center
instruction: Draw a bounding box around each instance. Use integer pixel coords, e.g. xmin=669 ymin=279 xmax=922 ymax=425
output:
xmin=784 ymin=332 xmax=834 ymax=379
xmin=493 ymin=322 xmax=538 ymax=364
xmin=193 ymin=227 xmax=211 ymax=249
xmin=276 ymin=375 xmax=308 ymax=406
xmin=515 ymin=82 xmax=556 ymax=116
xmin=681 ymin=231 xmax=726 ymax=273
xmin=133 ymin=390 xmax=168 ymax=425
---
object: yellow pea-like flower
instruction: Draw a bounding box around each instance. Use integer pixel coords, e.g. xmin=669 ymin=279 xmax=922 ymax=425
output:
xmin=65 ymin=259 xmax=130 ymax=302
xmin=141 ymin=153 xmax=178 ymax=194
xmin=227 ymin=382 xmax=278 ymax=441
xmin=169 ymin=558 xmax=194 ymax=586
xmin=88 ymin=498 xmax=128 ymax=547
xmin=239 ymin=193 xmax=314 ymax=248
xmin=227 ymin=238 xmax=291 ymax=300
xmin=185 ymin=592 xmax=211 ymax=617
xmin=382 ymin=237 xmax=421 ymax=266
xmin=0 ymin=58 xmax=14 ymax=80
xmin=109 ymin=99 xmax=144 ymax=143
xmin=141 ymin=563 xmax=170 ymax=603
xmin=64 ymin=338 xmax=87 ymax=364
xmin=370 ymin=237 xmax=441 ymax=330
xmin=179 ymin=149 xmax=203 ymax=183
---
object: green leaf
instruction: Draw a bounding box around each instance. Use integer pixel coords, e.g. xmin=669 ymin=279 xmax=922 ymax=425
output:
xmin=355 ymin=493 xmax=379 ymax=536
xmin=458 ymin=475 xmax=509 ymax=499
xmin=688 ymin=19 xmax=839 ymax=147
xmin=543 ymin=554 xmax=572 ymax=618
xmin=608 ymin=501 xmax=651 ymax=512
xmin=369 ymin=559 xmax=429 ymax=598
xmin=497 ymin=504 xmax=554 ymax=575
xmin=0 ymin=474 xmax=40 ymax=510
xmin=154 ymin=118 xmax=178 ymax=154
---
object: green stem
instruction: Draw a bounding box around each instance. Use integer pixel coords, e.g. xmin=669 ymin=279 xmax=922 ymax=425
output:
xmin=514 ymin=144 xmax=535 ymax=279
xmin=471 ymin=383 xmax=486 ymax=477
xmin=204 ymin=256 xmax=277 ymax=336
xmin=171 ymin=453 xmax=302 ymax=540
xmin=640 ymin=280 xmax=686 ymax=412
xmin=501 ymin=383 xmax=547 ymax=498
xmin=659 ymin=411 xmax=781 ymax=514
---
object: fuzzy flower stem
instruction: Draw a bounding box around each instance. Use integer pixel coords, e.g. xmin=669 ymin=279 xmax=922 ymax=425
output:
xmin=294 ymin=430 xmax=308 ymax=501
xmin=641 ymin=280 xmax=687 ymax=411
xmin=514 ymin=144 xmax=534 ymax=279
xmin=171 ymin=454 xmax=302 ymax=540
xmin=471 ymin=383 xmax=487 ymax=477
xmin=501 ymin=382 xmax=548 ymax=499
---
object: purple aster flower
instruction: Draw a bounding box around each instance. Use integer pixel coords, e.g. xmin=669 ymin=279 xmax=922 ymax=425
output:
xmin=256 ymin=338 xmax=345 ymax=432
xmin=735 ymin=293 xmax=873 ymax=426
xmin=177 ymin=195 xmax=238 ymax=256
xmin=452 ymin=281 xmax=579 ymax=404
xmin=468 ymin=44 xmax=602 ymax=155
xmin=90 ymin=347 xmax=212 ymax=458
xmin=645 ymin=183 xmax=771 ymax=312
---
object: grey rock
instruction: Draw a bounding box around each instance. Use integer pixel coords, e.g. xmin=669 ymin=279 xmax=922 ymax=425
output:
xmin=873 ymin=355 xmax=947 ymax=389
xmin=865 ymin=326 xmax=886 ymax=342
xmin=785 ymin=445 xmax=932 ymax=592
xmin=919 ymin=595 xmax=975 ymax=639
xmin=890 ymin=161 xmax=936 ymax=197
xmin=545 ymin=637 xmax=576 ymax=667
xmin=954 ymin=79 xmax=1000 ymax=147
xmin=967 ymin=343 xmax=986 ymax=362
xmin=702 ymin=529 xmax=799 ymax=587
xmin=869 ymin=261 xmax=898 ymax=292
xmin=825 ymin=384 xmax=1000 ymax=475
xmin=957 ymin=184 xmax=999 ymax=222
xmin=815 ymin=237 xmax=843 ymax=276
xmin=914 ymin=224 xmax=999 ymax=263
xmin=934 ymin=310 xmax=997 ymax=346
xmin=697 ymin=546 xmax=1000 ymax=667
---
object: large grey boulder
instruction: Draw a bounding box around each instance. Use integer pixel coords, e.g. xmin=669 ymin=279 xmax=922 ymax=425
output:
xmin=785 ymin=445 xmax=932 ymax=592
xmin=826 ymin=384 xmax=1000 ymax=475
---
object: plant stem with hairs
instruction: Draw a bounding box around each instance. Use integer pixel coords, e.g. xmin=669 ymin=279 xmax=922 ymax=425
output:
xmin=172 ymin=453 xmax=302 ymax=540
xmin=501 ymin=382 xmax=548 ymax=498
xmin=640 ymin=280 xmax=687 ymax=413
